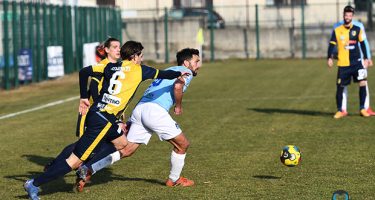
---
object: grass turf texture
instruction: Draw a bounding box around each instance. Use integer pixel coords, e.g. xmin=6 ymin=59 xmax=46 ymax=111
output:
xmin=0 ymin=59 xmax=374 ymax=199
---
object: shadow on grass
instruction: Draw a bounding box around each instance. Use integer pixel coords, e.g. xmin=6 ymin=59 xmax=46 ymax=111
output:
xmin=249 ymin=108 xmax=333 ymax=116
xmin=89 ymin=169 xmax=165 ymax=187
xmin=6 ymin=154 xmax=164 ymax=199
xmin=253 ymin=175 xmax=281 ymax=180
xmin=22 ymin=154 xmax=55 ymax=167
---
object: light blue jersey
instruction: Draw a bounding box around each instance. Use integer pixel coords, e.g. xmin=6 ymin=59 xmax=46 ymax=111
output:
xmin=333 ymin=20 xmax=372 ymax=58
xmin=140 ymin=66 xmax=193 ymax=111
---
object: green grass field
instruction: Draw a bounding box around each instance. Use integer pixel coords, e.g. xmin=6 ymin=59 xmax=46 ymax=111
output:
xmin=1 ymin=59 xmax=374 ymax=199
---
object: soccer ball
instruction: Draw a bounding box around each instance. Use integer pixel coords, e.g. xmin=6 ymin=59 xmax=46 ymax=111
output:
xmin=280 ymin=145 xmax=301 ymax=167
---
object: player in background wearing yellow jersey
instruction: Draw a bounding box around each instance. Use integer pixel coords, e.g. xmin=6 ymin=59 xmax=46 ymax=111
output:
xmin=327 ymin=5 xmax=371 ymax=119
xmin=24 ymin=41 xmax=189 ymax=200
xmin=332 ymin=6 xmax=375 ymax=116
xmin=77 ymin=37 xmax=121 ymax=137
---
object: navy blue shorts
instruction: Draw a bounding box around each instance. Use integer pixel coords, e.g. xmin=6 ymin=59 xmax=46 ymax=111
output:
xmin=73 ymin=110 xmax=122 ymax=161
xmin=337 ymin=64 xmax=367 ymax=86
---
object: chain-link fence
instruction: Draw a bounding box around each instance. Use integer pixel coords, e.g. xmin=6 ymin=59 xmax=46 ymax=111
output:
xmin=122 ymin=1 xmax=374 ymax=62
xmin=0 ymin=1 xmax=122 ymax=90
xmin=1 ymin=1 xmax=374 ymax=90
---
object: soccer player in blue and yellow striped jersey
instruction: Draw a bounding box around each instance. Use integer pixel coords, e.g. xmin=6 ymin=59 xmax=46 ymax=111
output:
xmin=327 ymin=5 xmax=370 ymax=119
xmin=332 ymin=14 xmax=374 ymax=116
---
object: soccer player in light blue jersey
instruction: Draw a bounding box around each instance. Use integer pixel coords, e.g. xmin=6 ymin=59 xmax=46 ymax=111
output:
xmin=332 ymin=11 xmax=374 ymax=116
xmin=75 ymin=48 xmax=201 ymax=189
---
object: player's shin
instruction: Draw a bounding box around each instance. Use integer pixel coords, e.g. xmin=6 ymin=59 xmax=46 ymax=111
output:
xmin=33 ymin=159 xmax=72 ymax=186
xmin=341 ymin=86 xmax=348 ymax=112
xmin=90 ymin=151 xmax=120 ymax=174
xmin=336 ymin=85 xmax=344 ymax=111
xmin=359 ymin=86 xmax=367 ymax=109
xmin=169 ymin=151 xmax=186 ymax=182
xmin=365 ymin=84 xmax=370 ymax=109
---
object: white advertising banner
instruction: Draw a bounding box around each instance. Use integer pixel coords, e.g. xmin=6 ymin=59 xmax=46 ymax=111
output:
xmin=83 ymin=42 xmax=100 ymax=67
xmin=47 ymin=46 xmax=64 ymax=78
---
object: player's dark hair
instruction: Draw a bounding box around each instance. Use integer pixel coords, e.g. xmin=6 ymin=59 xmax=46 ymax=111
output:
xmin=96 ymin=37 xmax=120 ymax=60
xmin=343 ymin=5 xmax=355 ymax=14
xmin=103 ymin=37 xmax=120 ymax=49
xmin=121 ymin=40 xmax=144 ymax=60
xmin=176 ymin=48 xmax=200 ymax=66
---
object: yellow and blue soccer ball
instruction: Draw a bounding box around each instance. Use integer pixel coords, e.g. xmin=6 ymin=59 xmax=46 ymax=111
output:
xmin=280 ymin=145 xmax=301 ymax=167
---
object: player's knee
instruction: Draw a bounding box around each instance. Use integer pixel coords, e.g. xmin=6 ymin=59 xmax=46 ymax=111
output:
xmin=359 ymin=80 xmax=367 ymax=87
xmin=119 ymin=148 xmax=133 ymax=157
xmin=177 ymin=139 xmax=190 ymax=153
xmin=66 ymin=154 xmax=82 ymax=170
xmin=183 ymin=139 xmax=190 ymax=150
xmin=112 ymin=136 xmax=128 ymax=150
xmin=115 ymin=142 xmax=128 ymax=151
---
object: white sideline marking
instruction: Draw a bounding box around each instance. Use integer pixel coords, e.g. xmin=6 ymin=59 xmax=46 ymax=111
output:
xmin=0 ymin=96 xmax=79 ymax=120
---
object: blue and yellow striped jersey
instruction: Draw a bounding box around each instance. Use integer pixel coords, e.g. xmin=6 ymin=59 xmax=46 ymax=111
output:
xmin=91 ymin=60 xmax=160 ymax=118
xmin=333 ymin=20 xmax=372 ymax=59
xmin=329 ymin=23 xmax=367 ymax=67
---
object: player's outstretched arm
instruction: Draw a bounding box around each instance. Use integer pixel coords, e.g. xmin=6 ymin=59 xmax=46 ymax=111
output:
xmin=157 ymin=69 xmax=189 ymax=79
xmin=141 ymin=65 xmax=191 ymax=80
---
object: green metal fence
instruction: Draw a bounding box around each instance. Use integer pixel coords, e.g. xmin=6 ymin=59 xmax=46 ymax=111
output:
xmin=1 ymin=2 xmax=122 ymax=90
xmin=122 ymin=1 xmax=374 ymax=63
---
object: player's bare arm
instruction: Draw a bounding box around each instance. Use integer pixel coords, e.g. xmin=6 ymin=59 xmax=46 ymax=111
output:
xmin=174 ymin=76 xmax=185 ymax=115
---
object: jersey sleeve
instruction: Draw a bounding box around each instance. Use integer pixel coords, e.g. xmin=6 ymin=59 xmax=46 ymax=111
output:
xmin=79 ymin=66 xmax=94 ymax=98
xmin=141 ymin=65 xmax=183 ymax=81
xmin=329 ymin=30 xmax=337 ymax=45
xmin=327 ymin=30 xmax=337 ymax=59
xmin=141 ymin=65 xmax=158 ymax=81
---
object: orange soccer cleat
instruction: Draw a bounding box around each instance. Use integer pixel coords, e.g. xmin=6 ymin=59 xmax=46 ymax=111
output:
xmin=166 ymin=176 xmax=195 ymax=187
xmin=360 ymin=109 xmax=370 ymax=117
xmin=333 ymin=111 xmax=348 ymax=119
xmin=75 ymin=166 xmax=92 ymax=192
xmin=366 ymin=108 xmax=375 ymax=116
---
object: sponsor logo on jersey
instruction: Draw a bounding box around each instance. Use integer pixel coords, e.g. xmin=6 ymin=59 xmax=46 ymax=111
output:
xmin=111 ymin=66 xmax=131 ymax=71
xmin=344 ymin=45 xmax=355 ymax=50
xmin=348 ymin=40 xmax=357 ymax=44
xmin=102 ymin=93 xmax=121 ymax=106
